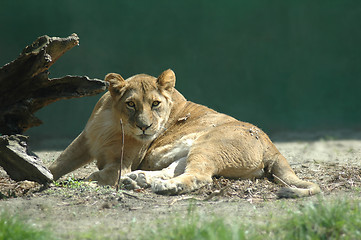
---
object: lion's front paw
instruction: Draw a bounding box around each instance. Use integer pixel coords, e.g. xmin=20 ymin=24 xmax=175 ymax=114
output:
xmin=121 ymin=176 xmax=140 ymax=190
xmin=85 ymin=171 xmax=117 ymax=186
xmin=121 ymin=171 xmax=150 ymax=190
xmin=151 ymin=179 xmax=183 ymax=195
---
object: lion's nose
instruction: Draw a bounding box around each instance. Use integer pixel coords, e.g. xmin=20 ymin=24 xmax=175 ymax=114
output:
xmin=137 ymin=123 xmax=152 ymax=132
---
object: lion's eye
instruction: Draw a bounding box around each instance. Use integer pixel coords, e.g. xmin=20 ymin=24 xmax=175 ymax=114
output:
xmin=126 ymin=101 xmax=135 ymax=108
xmin=152 ymin=101 xmax=161 ymax=107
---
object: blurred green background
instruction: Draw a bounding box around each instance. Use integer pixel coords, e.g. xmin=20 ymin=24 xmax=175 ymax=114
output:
xmin=1 ymin=0 xmax=360 ymax=141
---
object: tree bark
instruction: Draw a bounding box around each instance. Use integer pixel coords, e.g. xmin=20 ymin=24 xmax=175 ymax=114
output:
xmin=0 ymin=135 xmax=53 ymax=183
xmin=0 ymin=34 xmax=107 ymax=183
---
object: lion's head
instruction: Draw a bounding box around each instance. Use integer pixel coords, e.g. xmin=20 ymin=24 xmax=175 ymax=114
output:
xmin=105 ymin=69 xmax=175 ymax=141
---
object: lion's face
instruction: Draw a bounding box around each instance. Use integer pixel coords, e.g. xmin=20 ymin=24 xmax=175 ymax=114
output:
xmin=105 ymin=69 xmax=175 ymax=142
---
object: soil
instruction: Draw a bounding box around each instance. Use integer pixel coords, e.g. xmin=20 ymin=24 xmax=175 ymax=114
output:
xmin=0 ymin=130 xmax=361 ymax=239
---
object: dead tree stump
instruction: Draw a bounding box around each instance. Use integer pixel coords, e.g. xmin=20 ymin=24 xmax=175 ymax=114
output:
xmin=0 ymin=33 xmax=106 ymax=134
xmin=0 ymin=34 xmax=107 ymax=183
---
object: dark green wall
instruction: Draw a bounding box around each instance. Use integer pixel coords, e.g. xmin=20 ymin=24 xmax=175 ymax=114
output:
xmin=1 ymin=0 xmax=360 ymax=139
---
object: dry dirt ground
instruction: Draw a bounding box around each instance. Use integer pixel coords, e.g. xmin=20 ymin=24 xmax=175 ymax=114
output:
xmin=0 ymin=130 xmax=361 ymax=239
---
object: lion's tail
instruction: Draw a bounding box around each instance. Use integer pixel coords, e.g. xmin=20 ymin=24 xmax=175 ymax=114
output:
xmin=269 ymin=154 xmax=321 ymax=198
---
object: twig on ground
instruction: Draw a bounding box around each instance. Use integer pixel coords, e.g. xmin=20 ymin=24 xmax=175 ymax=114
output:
xmin=203 ymin=185 xmax=230 ymax=201
xmin=272 ymin=174 xmax=292 ymax=188
xmin=213 ymin=177 xmax=222 ymax=189
xmin=122 ymin=191 xmax=141 ymax=199
xmin=115 ymin=119 xmax=125 ymax=191
xmin=169 ymin=185 xmax=231 ymax=205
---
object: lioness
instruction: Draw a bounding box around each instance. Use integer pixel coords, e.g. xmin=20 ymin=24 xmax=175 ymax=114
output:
xmin=49 ymin=69 xmax=320 ymax=197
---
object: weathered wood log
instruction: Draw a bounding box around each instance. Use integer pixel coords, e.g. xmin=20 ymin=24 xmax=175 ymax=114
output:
xmin=0 ymin=135 xmax=53 ymax=183
xmin=0 ymin=33 xmax=107 ymax=134
xmin=0 ymin=34 xmax=107 ymax=183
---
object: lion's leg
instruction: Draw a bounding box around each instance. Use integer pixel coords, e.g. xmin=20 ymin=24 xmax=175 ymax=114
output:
xmin=49 ymin=132 xmax=92 ymax=180
xmin=151 ymin=154 xmax=215 ymax=195
xmin=270 ymin=154 xmax=321 ymax=198
xmin=84 ymin=162 xmax=119 ymax=186
xmin=120 ymin=157 xmax=187 ymax=190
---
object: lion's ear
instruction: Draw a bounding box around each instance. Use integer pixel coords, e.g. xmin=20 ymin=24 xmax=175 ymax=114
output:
xmin=157 ymin=69 xmax=176 ymax=91
xmin=105 ymin=73 xmax=126 ymax=98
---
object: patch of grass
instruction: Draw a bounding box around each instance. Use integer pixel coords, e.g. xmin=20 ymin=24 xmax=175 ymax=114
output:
xmin=0 ymin=190 xmax=16 ymax=200
xmin=50 ymin=176 xmax=122 ymax=201
xmin=273 ymin=199 xmax=361 ymax=240
xmin=134 ymin=201 xmax=248 ymax=240
xmin=54 ymin=177 xmax=88 ymax=189
xmin=138 ymin=199 xmax=361 ymax=240
xmin=0 ymin=212 xmax=53 ymax=240
xmin=65 ymin=229 xmax=112 ymax=240
xmin=146 ymin=215 xmax=247 ymax=240
xmin=3 ymin=198 xmax=359 ymax=240
xmin=53 ymin=176 xmax=105 ymax=193
xmin=347 ymin=147 xmax=355 ymax=153
xmin=321 ymin=135 xmax=338 ymax=141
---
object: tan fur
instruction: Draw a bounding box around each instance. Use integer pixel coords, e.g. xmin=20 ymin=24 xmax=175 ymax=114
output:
xmin=49 ymin=69 xmax=320 ymax=198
